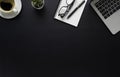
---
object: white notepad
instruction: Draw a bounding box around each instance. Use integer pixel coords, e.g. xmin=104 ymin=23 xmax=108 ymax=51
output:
xmin=54 ymin=0 xmax=88 ymax=27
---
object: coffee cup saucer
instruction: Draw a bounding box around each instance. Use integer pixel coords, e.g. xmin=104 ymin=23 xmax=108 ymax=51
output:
xmin=0 ymin=0 xmax=22 ymax=19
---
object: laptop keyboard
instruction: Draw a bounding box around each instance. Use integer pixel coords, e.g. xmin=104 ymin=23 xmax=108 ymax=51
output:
xmin=95 ymin=0 xmax=120 ymax=19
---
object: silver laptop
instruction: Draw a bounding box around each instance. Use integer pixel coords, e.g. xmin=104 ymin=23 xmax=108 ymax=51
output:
xmin=91 ymin=0 xmax=120 ymax=34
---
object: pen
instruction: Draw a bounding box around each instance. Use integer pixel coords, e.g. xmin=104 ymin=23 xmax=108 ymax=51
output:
xmin=67 ymin=0 xmax=85 ymax=19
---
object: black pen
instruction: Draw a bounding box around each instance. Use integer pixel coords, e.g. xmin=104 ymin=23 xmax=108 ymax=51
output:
xmin=67 ymin=0 xmax=85 ymax=19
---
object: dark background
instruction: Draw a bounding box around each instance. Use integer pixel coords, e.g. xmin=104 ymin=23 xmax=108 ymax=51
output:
xmin=0 ymin=0 xmax=120 ymax=77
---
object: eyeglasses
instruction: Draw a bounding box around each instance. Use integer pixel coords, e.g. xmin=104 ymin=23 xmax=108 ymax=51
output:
xmin=58 ymin=0 xmax=75 ymax=18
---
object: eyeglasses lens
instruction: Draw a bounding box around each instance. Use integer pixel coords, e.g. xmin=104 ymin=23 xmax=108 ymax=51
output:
xmin=59 ymin=6 xmax=67 ymax=14
xmin=66 ymin=0 xmax=74 ymax=5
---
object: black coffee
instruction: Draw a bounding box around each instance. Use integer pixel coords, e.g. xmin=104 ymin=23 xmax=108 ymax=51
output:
xmin=0 ymin=2 xmax=13 ymax=11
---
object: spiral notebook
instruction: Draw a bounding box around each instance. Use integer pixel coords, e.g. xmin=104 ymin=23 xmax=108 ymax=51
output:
xmin=54 ymin=0 xmax=88 ymax=27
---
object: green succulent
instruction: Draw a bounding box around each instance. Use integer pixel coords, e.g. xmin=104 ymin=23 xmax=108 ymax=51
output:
xmin=32 ymin=0 xmax=43 ymax=8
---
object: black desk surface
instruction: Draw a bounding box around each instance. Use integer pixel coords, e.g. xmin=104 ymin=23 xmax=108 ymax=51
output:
xmin=0 ymin=0 xmax=120 ymax=77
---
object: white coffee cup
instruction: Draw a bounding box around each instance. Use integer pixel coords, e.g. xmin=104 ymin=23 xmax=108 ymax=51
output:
xmin=0 ymin=0 xmax=18 ymax=17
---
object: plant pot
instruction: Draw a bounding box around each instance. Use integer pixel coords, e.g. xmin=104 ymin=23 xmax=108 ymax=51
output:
xmin=31 ymin=0 xmax=45 ymax=10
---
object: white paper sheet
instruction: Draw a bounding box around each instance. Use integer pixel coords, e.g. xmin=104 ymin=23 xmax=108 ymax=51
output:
xmin=54 ymin=0 xmax=88 ymax=27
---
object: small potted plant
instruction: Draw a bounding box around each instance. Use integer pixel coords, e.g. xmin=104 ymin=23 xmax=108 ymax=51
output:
xmin=31 ymin=0 xmax=45 ymax=10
